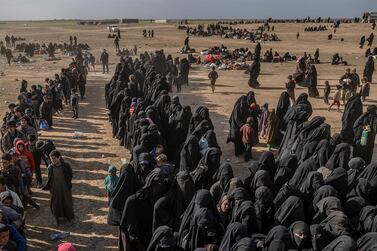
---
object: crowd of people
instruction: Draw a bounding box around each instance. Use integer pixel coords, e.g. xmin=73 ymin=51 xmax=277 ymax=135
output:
xmin=0 ymin=45 xmax=91 ymax=249
xmin=101 ymin=24 xmax=375 ymax=251
xmin=0 ymin=35 xmax=92 ymax=66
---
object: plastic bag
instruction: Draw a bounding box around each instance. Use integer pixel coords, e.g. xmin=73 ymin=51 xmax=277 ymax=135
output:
xmin=39 ymin=120 xmax=49 ymax=130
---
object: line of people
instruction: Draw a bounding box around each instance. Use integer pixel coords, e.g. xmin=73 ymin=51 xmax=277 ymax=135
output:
xmin=105 ymin=49 xmax=377 ymax=250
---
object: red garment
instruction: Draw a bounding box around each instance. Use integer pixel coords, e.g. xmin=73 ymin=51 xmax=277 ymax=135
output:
xmin=240 ymin=124 xmax=255 ymax=144
xmin=15 ymin=140 xmax=35 ymax=171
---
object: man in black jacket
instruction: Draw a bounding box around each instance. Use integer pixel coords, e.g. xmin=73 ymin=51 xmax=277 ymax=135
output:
xmin=39 ymin=95 xmax=53 ymax=128
xmin=100 ymin=49 xmax=109 ymax=74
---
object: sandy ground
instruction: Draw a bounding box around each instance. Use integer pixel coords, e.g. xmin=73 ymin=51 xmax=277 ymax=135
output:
xmin=0 ymin=21 xmax=376 ymax=250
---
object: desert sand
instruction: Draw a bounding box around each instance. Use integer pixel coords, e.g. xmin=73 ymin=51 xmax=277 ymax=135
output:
xmin=0 ymin=20 xmax=375 ymax=250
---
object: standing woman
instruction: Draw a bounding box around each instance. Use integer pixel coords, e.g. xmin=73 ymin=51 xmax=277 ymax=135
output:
xmin=307 ymin=64 xmax=319 ymax=97
xmin=363 ymin=56 xmax=375 ymax=83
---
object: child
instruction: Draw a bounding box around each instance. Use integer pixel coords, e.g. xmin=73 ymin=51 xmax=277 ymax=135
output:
xmin=360 ymin=77 xmax=370 ymax=101
xmin=328 ymin=85 xmax=342 ymax=112
xmin=174 ymin=75 xmax=183 ymax=93
xmin=27 ymin=134 xmax=43 ymax=187
xmin=285 ymin=75 xmax=296 ymax=105
xmin=208 ymin=66 xmax=219 ymax=93
xmin=0 ymin=224 xmax=17 ymax=251
xmin=323 ymin=81 xmax=331 ymax=104
xmin=104 ymin=165 xmax=119 ymax=204
xmin=240 ymin=117 xmax=255 ymax=161
xmin=70 ymin=89 xmax=79 ymax=119
xmin=156 ymin=154 xmax=174 ymax=175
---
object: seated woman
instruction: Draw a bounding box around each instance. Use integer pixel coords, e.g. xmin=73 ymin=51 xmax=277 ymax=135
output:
xmin=273 ymin=52 xmax=282 ymax=63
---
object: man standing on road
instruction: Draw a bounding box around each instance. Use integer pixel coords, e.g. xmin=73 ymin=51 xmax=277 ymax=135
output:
xmin=100 ymin=49 xmax=109 ymax=74
xmin=43 ymin=150 xmax=74 ymax=225
xmin=114 ymin=36 xmax=120 ymax=52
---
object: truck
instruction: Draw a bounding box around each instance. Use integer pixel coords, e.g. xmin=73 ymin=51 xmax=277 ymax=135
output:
xmin=107 ymin=25 xmax=119 ymax=32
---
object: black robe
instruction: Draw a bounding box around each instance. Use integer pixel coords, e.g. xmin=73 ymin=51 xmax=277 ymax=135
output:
xmin=356 ymin=232 xmax=377 ymax=250
xmin=218 ymin=222 xmax=247 ymax=251
xmin=341 ymin=94 xmax=363 ymax=144
xmin=153 ymin=171 xmax=195 ymax=232
xmin=210 ymin=163 xmax=234 ymax=204
xmin=322 ymin=235 xmax=356 ymax=251
xmin=307 ymin=64 xmax=319 ymax=97
xmin=363 ymin=56 xmax=375 ymax=82
xmin=230 ymin=237 xmax=257 ymax=251
xmin=147 ymin=226 xmax=180 ymax=251
xmin=274 ymin=154 xmax=298 ymax=189
xmin=248 ymin=58 xmax=261 ymax=88
xmin=325 ymin=143 xmax=352 ymax=171
xmin=353 ymin=105 xmax=377 ymax=165
xmin=274 ymin=196 xmax=305 ymax=227
xmin=119 ymin=169 xmax=170 ymax=251
xmin=178 ymin=190 xmax=222 ymax=250
xmin=227 ymin=92 xmax=255 ymax=155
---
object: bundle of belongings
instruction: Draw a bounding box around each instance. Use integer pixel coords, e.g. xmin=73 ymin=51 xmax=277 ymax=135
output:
xmin=12 ymin=54 xmax=31 ymax=64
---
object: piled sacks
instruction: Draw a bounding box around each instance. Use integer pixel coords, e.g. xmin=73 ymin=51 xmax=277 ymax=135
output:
xmin=200 ymin=46 xmax=251 ymax=70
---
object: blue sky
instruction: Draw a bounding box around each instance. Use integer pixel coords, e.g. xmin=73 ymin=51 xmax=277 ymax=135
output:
xmin=0 ymin=0 xmax=376 ymax=20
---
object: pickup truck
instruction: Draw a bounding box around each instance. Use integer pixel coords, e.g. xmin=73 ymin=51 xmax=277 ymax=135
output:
xmin=108 ymin=25 xmax=119 ymax=32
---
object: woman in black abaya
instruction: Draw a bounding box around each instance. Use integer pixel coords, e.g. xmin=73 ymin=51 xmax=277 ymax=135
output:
xmin=210 ymin=163 xmax=234 ymax=204
xmin=254 ymin=186 xmax=275 ymax=234
xmin=307 ymin=64 xmax=319 ymax=97
xmin=147 ymin=226 xmax=181 ymax=251
xmin=227 ymin=92 xmax=255 ymax=155
xmin=274 ymin=196 xmax=305 ymax=227
xmin=119 ymin=169 xmax=171 ymax=251
xmin=248 ymin=56 xmax=261 ymax=88
xmin=153 ymin=171 xmax=195 ymax=231
xmin=311 ymin=211 xmax=350 ymax=251
xmin=218 ymin=222 xmax=247 ymax=251
xmin=178 ymin=190 xmax=223 ymax=251
xmin=363 ymin=56 xmax=375 ymax=83
xmin=289 ymin=221 xmax=311 ymax=250
xmin=353 ymin=105 xmax=377 ymax=165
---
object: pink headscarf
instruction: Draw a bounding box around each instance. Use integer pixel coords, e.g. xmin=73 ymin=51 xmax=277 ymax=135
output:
xmin=57 ymin=242 xmax=76 ymax=251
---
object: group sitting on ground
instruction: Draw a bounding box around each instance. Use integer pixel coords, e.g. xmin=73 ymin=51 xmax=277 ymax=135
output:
xmin=304 ymin=25 xmax=328 ymax=32
xmin=331 ymin=53 xmax=348 ymax=65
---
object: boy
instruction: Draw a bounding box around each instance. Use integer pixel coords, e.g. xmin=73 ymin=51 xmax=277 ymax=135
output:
xmin=156 ymin=154 xmax=174 ymax=175
xmin=285 ymin=75 xmax=296 ymax=104
xmin=174 ymin=75 xmax=183 ymax=93
xmin=323 ymin=81 xmax=331 ymax=105
xmin=240 ymin=117 xmax=255 ymax=161
xmin=104 ymin=165 xmax=119 ymax=204
xmin=70 ymin=89 xmax=79 ymax=119
xmin=2 ymin=103 xmax=16 ymax=124
xmin=360 ymin=77 xmax=370 ymax=102
xmin=208 ymin=67 xmax=219 ymax=93
xmin=27 ymin=134 xmax=43 ymax=187
xmin=0 ymin=224 xmax=17 ymax=251
xmin=328 ymin=85 xmax=342 ymax=112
